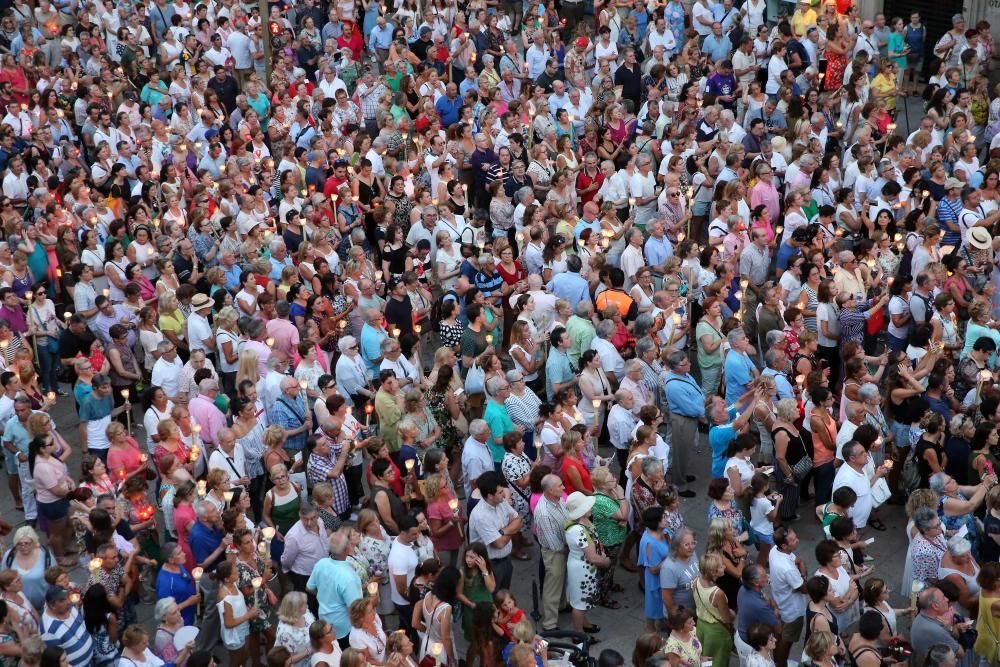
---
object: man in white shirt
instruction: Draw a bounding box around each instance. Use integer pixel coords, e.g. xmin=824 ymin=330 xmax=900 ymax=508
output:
xmin=227 ymin=23 xmax=254 ymax=85
xmin=187 ymin=294 xmax=216 ymax=355
xmin=207 ymin=427 xmax=250 ymax=488
xmin=769 ymin=527 xmax=808 ymax=667
xmin=467 ymin=472 xmax=521 ymax=590
xmin=959 ymin=189 xmax=1000 ymax=248
xmin=525 ymin=32 xmax=551 ymax=80
xmin=833 ymin=441 xmax=886 ymax=530
xmin=317 ymin=66 xmax=348 ymax=99
xmin=150 ymin=341 xmax=184 ymax=403
xmin=591 ymin=320 xmax=625 ymax=384
xmin=646 ymin=16 xmax=676 ymax=54
xmin=1 ymin=101 xmax=32 ymax=141
xmin=630 ymin=155 xmax=658 ymax=227
xmin=203 ymin=33 xmax=233 ymax=67
xmin=692 ymin=0 xmax=715 ymax=38
xmin=1 ymin=157 xmax=28 ymax=206
xmin=387 ymin=516 xmax=421 ymax=632
xmin=835 ymin=403 xmax=867 ymax=460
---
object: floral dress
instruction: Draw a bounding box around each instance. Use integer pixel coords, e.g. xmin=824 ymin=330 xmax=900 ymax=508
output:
xmin=426 ymin=388 xmax=461 ymax=454
xmin=275 ymin=614 xmax=316 ymax=667
xmin=566 ymin=522 xmax=604 ymax=611
xmin=501 ymin=452 xmax=532 ymax=529
xmin=236 ymin=554 xmax=274 ymax=631
xmin=707 ymin=501 xmax=748 ymax=536
xmin=664 ymin=632 xmax=703 ymax=667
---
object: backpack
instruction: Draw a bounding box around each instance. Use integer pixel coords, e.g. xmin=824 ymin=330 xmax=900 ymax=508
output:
xmin=900 ymin=447 xmax=922 ymax=497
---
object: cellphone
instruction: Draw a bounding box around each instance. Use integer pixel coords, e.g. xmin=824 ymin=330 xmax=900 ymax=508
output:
xmin=454 ymin=388 xmax=464 ymax=396
xmin=864 ymin=537 xmax=875 ymax=545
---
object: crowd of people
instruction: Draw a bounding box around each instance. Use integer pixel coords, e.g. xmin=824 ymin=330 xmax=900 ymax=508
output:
xmin=0 ymin=0 xmax=995 ymax=665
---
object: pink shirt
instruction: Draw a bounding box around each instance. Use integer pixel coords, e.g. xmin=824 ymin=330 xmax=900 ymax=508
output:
xmin=265 ymin=318 xmax=300 ymax=356
xmin=107 ymin=439 xmax=144 ymax=479
xmin=188 ymin=395 xmax=227 ymax=445
xmin=32 ymin=456 xmax=70 ymax=504
xmin=750 ymin=181 xmax=780 ymax=225
xmin=244 ymin=340 xmax=271 ymax=376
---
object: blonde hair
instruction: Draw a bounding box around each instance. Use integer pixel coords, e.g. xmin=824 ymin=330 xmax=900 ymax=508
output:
xmin=590 ymin=466 xmax=614 ymax=489
xmin=312 ymin=482 xmax=334 ymax=506
xmin=277 ymin=592 xmax=309 ymax=624
xmin=236 ymin=349 xmax=260 ymax=386
xmin=423 ymin=472 xmax=445 ymax=500
xmin=356 ymin=508 xmax=380 ymax=535
xmin=106 ymin=421 xmax=127 ymax=442
xmin=263 ymin=425 xmax=286 ymax=448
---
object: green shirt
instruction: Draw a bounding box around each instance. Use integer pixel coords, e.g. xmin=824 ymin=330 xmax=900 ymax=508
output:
xmin=591 ymin=493 xmax=628 ymax=547
xmin=566 ymin=315 xmax=596 ymax=369
xmin=483 ymin=399 xmax=515 ymax=463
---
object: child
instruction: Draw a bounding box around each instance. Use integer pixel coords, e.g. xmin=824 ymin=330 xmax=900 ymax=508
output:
xmin=747 ymin=472 xmax=781 ymax=566
xmin=816 ymin=486 xmax=857 ymax=537
xmin=43 ymin=566 xmax=82 ymax=601
xmin=491 ymin=590 xmax=526 ymax=642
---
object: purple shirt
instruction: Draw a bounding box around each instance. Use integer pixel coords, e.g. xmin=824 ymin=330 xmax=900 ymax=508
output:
xmin=0 ymin=305 xmax=26 ymax=334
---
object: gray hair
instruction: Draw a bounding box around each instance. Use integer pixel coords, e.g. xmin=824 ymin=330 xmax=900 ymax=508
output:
xmin=156 ymin=340 xmax=174 ymax=354
xmin=929 ymin=472 xmax=949 ymax=495
xmin=486 ymin=375 xmax=505 ymax=397
xmin=845 ymin=402 xmax=863 ymax=421
xmin=947 ymin=537 xmax=972 ymax=557
xmin=614 ymin=389 xmax=633 ymax=402
xmin=858 ymin=383 xmax=880 ymax=403
xmin=775 ymin=398 xmax=799 ymax=421
xmin=269 ymin=237 xmax=285 ymax=254
xmin=299 ymin=501 xmax=318 ymax=517
xmin=765 ymin=330 xmax=785 ymax=348
xmin=516 ymin=186 xmax=533 ymax=204
xmin=154 ymin=597 xmax=178 ymax=623
xmin=742 ymin=563 xmax=767 ymax=588
xmin=623 ymin=359 xmax=643 ymax=375
xmin=266 ymin=353 xmax=286 ymax=371
xmin=193 ymin=498 xmax=216 ymax=519
xmin=726 ymin=328 xmax=746 ymax=346
xmin=540 ymin=474 xmax=562 ymax=492
xmin=338 ymin=336 xmax=357 ymax=353
xmin=640 ymin=457 xmax=663 ymax=477
xmin=666 ymin=350 xmax=688 ymax=370
xmin=667 ymin=527 xmax=694 ymax=558
xmin=635 ymin=338 xmax=657 ymax=359
xmin=469 ymin=419 xmax=490 ymax=437
xmin=926 ymin=645 xmax=957 ymax=667
xmin=505 ymin=369 xmax=523 ymax=383
xmin=198 ymin=377 xmax=219 ymax=393
xmin=574 ymin=300 xmax=593 ymax=318
xmin=329 ymin=530 xmax=350 ymax=557
xmin=763 ymin=349 xmax=781 ymax=369
xmin=596 ymin=319 xmax=616 ymax=339
xmin=633 ymin=313 xmax=654 ymax=339
xmin=380 ymin=337 xmax=400 ymax=354
xmin=838 ymin=250 xmax=855 ymax=264
xmin=913 ymin=506 xmax=940 ymax=534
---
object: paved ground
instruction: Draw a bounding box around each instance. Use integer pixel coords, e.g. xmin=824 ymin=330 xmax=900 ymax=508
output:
xmin=27 ymin=391 xmax=918 ymax=666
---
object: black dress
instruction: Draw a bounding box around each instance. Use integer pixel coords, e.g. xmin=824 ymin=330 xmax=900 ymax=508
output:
xmin=773 ymin=425 xmax=807 ymax=521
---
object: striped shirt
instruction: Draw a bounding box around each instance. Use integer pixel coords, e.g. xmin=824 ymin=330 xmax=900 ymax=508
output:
xmin=41 ymin=607 xmax=93 ymax=667
xmin=533 ymin=496 xmax=569 ymax=551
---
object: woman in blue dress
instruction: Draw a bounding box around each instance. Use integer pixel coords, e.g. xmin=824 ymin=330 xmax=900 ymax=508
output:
xmin=155 ymin=542 xmax=199 ymax=626
xmin=637 ymin=505 xmax=670 ymax=631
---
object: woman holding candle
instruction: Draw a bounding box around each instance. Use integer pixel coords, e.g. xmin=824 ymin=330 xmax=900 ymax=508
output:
xmin=275 ymin=592 xmax=315 ymax=667
xmin=203 ymin=469 xmax=232 ymax=513
xmin=172 ymin=481 xmax=198 ymax=572
xmin=153 ymin=419 xmax=192 ymax=475
xmin=423 ymin=473 xmax=463 ymax=566
xmin=0 ymin=571 xmax=38 ymax=630
xmin=230 ymin=398 xmax=267 ymax=521
xmin=217 ymin=560 xmax=263 ymax=667
xmin=106 ymin=422 xmax=151 ymax=484
xmin=27 ymin=435 xmax=75 ymax=567
xmin=25 ymin=284 xmax=60 ymax=396
xmin=262 ymin=462 xmax=301 ymax=595
xmin=233 ymin=527 xmax=277 ymax=661
xmin=155 ymin=543 xmax=199 ymax=626
xmin=356 ymin=509 xmax=394 ymax=616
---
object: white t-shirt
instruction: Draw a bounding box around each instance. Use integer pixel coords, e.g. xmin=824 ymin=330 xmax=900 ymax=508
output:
xmin=187 ymin=313 xmax=213 ymax=353
xmin=387 ymin=538 xmax=419 ymax=606
xmin=750 ymin=496 xmax=775 ymax=536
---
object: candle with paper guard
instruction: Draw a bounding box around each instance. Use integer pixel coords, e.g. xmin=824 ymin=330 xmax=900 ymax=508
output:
xmin=485 ymin=334 xmax=494 ymax=344
xmin=70 ymin=593 xmax=80 ymax=605
xmin=223 ymin=490 xmax=234 ymax=504
xmin=265 ymin=337 xmax=275 ymax=348
xmin=192 ymin=567 xmax=204 ymax=582
xmin=367 ymin=581 xmax=378 ymax=595
xmin=298 ymin=379 xmax=308 ymax=390
xmin=405 ymin=459 xmax=415 ymax=472
xmin=89 ymin=558 xmax=102 ymax=573
xmin=448 ymin=498 xmax=459 ymax=514
xmin=262 ymin=526 xmax=276 ymax=541
xmin=251 ymin=576 xmax=263 ymax=590
xmin=591 ymin=398 xmax=601 ymax=411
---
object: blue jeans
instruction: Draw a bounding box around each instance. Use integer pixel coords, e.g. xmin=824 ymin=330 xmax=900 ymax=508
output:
xmin=37 ymin=343 xmax=59 ymax=393
xmin=887 ymin=332 xmax=908 ymax=352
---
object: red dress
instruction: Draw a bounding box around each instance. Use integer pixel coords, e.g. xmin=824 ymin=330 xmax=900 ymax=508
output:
xmin=824 ymin=45 xmax=848 ymax=92
xmin=561 ymin=455 xmax=593 ymax=494
xmin=496 ymin=261 xmax=526 ymax=286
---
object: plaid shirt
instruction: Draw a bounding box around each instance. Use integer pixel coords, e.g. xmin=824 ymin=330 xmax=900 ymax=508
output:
xmin=532 ymin=496 xmax=568 ymax=551
xmin=357 ymin=81 xmax=388 ymax=120
xmin=306 ymin=431 xmax=350 ymax=514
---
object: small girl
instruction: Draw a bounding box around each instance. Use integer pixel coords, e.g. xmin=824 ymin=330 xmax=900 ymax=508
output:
xmin=656 ymin=486 xmax=685 ymax=541
xmin=491 ymin=590 xmax=525 ymax=642
xmin=747 ymin=473 xmax=781 ymax=566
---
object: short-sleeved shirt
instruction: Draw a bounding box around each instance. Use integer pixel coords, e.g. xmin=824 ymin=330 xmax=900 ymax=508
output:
xmin=483 ymin=400 xmax=515 ymax=463
xmin=386 ymin=537 xmax=419 ymax=605
xmin=736 ymin=587 xmax=779 ymax=641
xmin=306 ymin=557 xmax=363 ymax=638
xmin=79 ymin=393 xmax=114 ymax=450
xmin=468 ymin=498 xmax=517 ymax=560
xmin=659 ymin=556 xmax=699 ymax=611
xmin=768 ymin=548 xmax=807 ymax=622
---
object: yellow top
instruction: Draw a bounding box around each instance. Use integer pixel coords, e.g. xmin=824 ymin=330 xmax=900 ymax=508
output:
xmin=974 ymin=594 xmax=1000 ymax=664
xmin=791 ymin=9 xmax=817 ymax=37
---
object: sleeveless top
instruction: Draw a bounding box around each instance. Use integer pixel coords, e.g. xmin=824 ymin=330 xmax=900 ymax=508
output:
xmin=106 ymin=257 xmax=128 ymax=302
xmin=109 ymin=340 xmax=140 ymax=387
xmin=510 ymin=343 xmax=538 ymax=382
xmin=849 ymin=645 xmax=884 ymax=667
xmin=772 ymin=426 xmax=806 ymax=468
xmin=693 ymin=579 xmax=727 ymax=625
xmin=806 ymin=605 xmax=840 ymax=641
xmin=268 ymin=486 xmax=301 ymax=534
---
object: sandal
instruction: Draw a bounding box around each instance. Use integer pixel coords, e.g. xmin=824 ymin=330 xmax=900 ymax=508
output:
xmin=868 ymin=518 xmax=887 ymax=531
xmin=599 ymin=600 xmax=621 ymax=610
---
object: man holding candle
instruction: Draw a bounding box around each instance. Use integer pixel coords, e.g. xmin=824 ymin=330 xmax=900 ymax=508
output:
xmin=306 ymin=530 xmax=363 ymax=650
xmin=190 ymin=378 xmax=228 ymax=446
xmin=272 ymin=376 xmax=314 ymax=454
xmin=468 ymin=471 xmax=522 ymax=590
xmin=78 ymin=374 xmax=132 ymax=464
xmin=190 ymin=499 xmax=232 ymax=652
xmin=207 ymin=427 xmax=250 ymax=489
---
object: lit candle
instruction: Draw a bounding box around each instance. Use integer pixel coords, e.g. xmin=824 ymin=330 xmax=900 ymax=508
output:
xmin=102 ymin=288 xmax=109 ymax=298
xmin=485 ymin=334 xmax=494 ymax=344
xmin=192 ymin=567 xmax=204 ymax=582
xmin=448 ymin=498 xmax=459 ymax=513
xmin=298 ymin=379 xmax=308 ymax=390
xmin=405 ymin=459 xmax=415 ymax=472
xmin=63 ymin=312 xmax=71 ymax=322
xmin=258 ymin=541 xmax=269 ymax=556
xmin=367 ymin=580 xmax=379 ymax=595
xmin=265 ymin=337 xmax=275 ymax=348
xmin=414 ymin=324 xmax=422 ymax=334
xmin=223 ymin=490 xmax=234 ymax=504
xmin=262 ymin=526 xmax=276 ymax=541
xmin=70 ymin=592 xmax=81 ymax=605
xmin=47 ymin=391 xmax=55 ymax=402
xmin=795 ymin=374 xmax=806 ymax=385
xmin=391 ymin=327 xmax=401 ymax=338
xmin=592 ymin=398 xmax=601 ymax=411
xmin=139 ymin=453 xmax=148 ymax=463
xmin=339 ymin=318 xmax=348 ymax=331
xmin=193 ymin=424 xmax=202 ymax=435
xmin=196 ymin=480 xmax=207 ymax=496
xmin=89 ymin=558 xmax=102 ymax=573
xmin=121 ymin=389 xmax=129 ymax=401
xmin=375 ymin=270 xmax=384 ymax=281
xmin=251 ymin=576 xmax=263 ymax=590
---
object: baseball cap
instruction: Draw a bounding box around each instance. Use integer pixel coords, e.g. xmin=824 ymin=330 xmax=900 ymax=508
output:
xmin=419 ymin=25 xmax=432 ymax=36
xmin=46 ymin=587 xmax=69 ymax=603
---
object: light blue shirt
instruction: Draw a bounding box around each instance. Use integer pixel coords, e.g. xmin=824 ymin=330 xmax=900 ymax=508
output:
xmin=644 ymin=235 xmax=674 ymax=270
xmin=702 ymin=33 xmax=732 ymax=63
xmin=360 ymin=323 xmax=388 ymax=374
xmin=306 ymin=557 xmax=362 ymax=638
xmin=368 ymin=23 xmax=395 ymax=50
xmin=545 ymin=348 xmax=575 ymax=401
xmin=269 ymin=255 xmax=294 ymax=281
xmin=548 ymin=273 xmax=590 ymax=311
xmin=574 ymin=218 xmax=601 ymax=242
xmin=663 ymin=371 xmax=706 ymax=418
xmin=724 ymin=350 xmax=755 ymax=404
